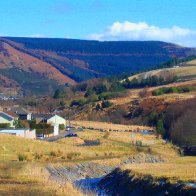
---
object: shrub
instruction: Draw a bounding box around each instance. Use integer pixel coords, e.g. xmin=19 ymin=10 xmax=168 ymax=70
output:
xmin=34 ymin=152 xmax=42 ymax=160
xmin=53 ymin=89 xmax=66 ymax=99
xmin=87 ymin=94 xmax=99 ymax=102
xmin=109 ymin=82 xmax=124 ymax=92
xmin=152 ymin=89 xmax=164 ymax=96
xmin=103 ymin=132 xmax=110 ymax=139
xmin=67 ymin=152 xmax=81 ymax=160
xmin=148 ymin=112 xmax=158 ymax=126
xmin=13 ymin=120 xmax=24 ymax=128
xmin=35 ymin=123 xmax=53 ymax=135
xmin=84 ymin=88 xmax=94 ymax=97
xmin=93 ymin=84 xmax=107 ymax=94
xmin=28 ymin=120 xmax=36 ymax=129
xmin=18 ymin=153 xmax=27 ymax=161
xmin=95 ymin=103 xmax=101 ymax=111
xmin=156 ymin=118 xmax=166 ymax=137
xmin=50 ymin=151 xmax=57 ymax=156
xmin=70 ymin=98 xmax=87 ymax=107
xmin=101 ymin=100 xmax=113 ymax=108
xmin=61 ymin=155 xmax=66 ymax=159
xmin=0 ymin=123 xmax=10 ymax=128
xmin=152 ymin=86 xmax=196 ymax=96
xmin=59 ymin=124 xmax=65 ymax=130
xmin=49 ymin=150 xmax=63 ymax=157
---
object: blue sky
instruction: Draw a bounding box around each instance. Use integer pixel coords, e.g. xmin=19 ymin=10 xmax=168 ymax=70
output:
xmin=0 ymin=0 xmax=196 ymax=46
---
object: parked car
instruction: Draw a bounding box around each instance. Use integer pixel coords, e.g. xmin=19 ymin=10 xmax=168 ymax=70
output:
xmin=36 ymin=134 xmax=44 ymax=140
xmin=65 ymin=133 xmax=78 ymax=138
xmin=66 ymin=126 xmax=77 ymax=132
xmin=78 ymin=127 xmax=83 ymax=131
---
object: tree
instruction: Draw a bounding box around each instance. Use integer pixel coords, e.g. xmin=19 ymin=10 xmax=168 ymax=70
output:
xmin=101 ymin=100 xmax=113 ymax=108
xmin=96 ymin=103 xmax=101 ymax=111
xmin=93 ymin=84 xmax=107 ymax=94
xmin=156 ymin=119 xmax=166 ymax=137
xmin=148 ymin=112 xmax=158 ymax=126
xmin=109 ymin=82 xmax=124 ymax=92
xmin=53 ymin=89 xmax=66 ymax=99
xmin=87 ymin=94 xmax=99 ymax=102
xmin=84 ymin=88 xmax=94 ymax=97
xmin=13 ymin=120 xmax=24 ymax=128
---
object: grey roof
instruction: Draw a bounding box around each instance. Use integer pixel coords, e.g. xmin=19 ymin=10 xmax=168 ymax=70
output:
xmin=32 ymin=113 xmax=54 ymax=120
xmin=10 ymin=107 xmax=30 ymax=115
xmin=0 ymin=112 xmax=14 ymax=121
xmin=0 ymin=128 xmax=30 ymax=131
xmin=32 ymin=113 xmax=65 ymax=120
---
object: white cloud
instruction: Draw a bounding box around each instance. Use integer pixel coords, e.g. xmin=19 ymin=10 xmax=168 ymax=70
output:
xmin=87 ymin=21 xmax=196 ymax=47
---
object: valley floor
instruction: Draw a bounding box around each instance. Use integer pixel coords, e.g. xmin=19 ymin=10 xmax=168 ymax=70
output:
xmin=0 ymin=125 xmax=195 ymax=195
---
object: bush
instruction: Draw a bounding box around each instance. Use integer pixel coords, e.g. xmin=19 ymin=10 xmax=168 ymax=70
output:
xmin=28 ymin=120 xmax=36 ymax=129
xmin=50 ymin=151 xmax=57 ymax=156
xmin=35 ymin=123 xmax=53 ymax=135
xmin=70 ymin=98 xmax=87 ymax=107
xmin=98 ymin=92 xmax=112 ymax=100
xmin=0 ymin=123 xmax=10 ymax=128
xmin=101 ymin=100 xmax=113 ymax=108
xmin=93 ymin=84 xmax=107 ymax=94
xmin=18 ymin=153 xmax=27 ymax=161
xmin=67 ymin=152 xmax=81 ymax=160
xmin=84 ymin=88 xmax=94 ymax=97
xmin=87 ymin=94 xmax=99 ymax=102
xmin=34 ymin=152 xmax=42 ymax=160
xmin=152 ymin=86 xmax=196 ymax=96
xmin=95 ymin=103 xmax=101 ymax=111
xmin=53 ymin=89 xmax=66 ymax=99
xmin=156 ymin=118 xmax=166 ymax=137
xmin=148 ymin=112 xmax=158 ymax=126
xmin=109 ymin=82 xmax=124 ymax=92
xmin=50 ymin=150 xmax=63 ymax=157
xmin=13 ymin=120 xmax=24 ymax=128
xmin=59 ymin=124 xmax=65 ymax=130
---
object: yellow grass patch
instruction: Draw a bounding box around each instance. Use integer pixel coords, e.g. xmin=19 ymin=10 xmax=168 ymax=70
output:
xmin=122 ymin=156 xmax=196 ymax=183
xmin=73 ymin=120 xmax=153 ymax=131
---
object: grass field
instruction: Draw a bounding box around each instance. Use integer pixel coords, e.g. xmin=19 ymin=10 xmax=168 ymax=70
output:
xmin=122 ymin=156 xmax=196 ymax=183
xmin=0 ymin=129 xmax=158 ymax=195
xmin=0 ymin=126 xmax=189 ymax=195
xmin=73 ymin=120 xmax=153 ymax=131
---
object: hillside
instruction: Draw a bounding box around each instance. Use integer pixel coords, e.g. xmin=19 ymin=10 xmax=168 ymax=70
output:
xmin=127 ymin=59 xmax=196 ymax=82
xmin=0 ymin=37 xmax=196 ymax=95
xmin=0 ymin=41 xmax=75 ymax=95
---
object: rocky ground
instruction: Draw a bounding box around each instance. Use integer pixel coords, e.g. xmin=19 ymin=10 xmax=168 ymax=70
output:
xmin=46 ymin=153 xmax=163 ymax=195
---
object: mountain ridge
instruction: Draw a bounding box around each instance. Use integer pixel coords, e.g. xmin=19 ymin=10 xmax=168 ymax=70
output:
xmin=0 ymin=37 xmax=196 ymax=95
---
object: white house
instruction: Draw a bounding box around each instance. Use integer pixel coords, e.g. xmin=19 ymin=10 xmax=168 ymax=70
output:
xmin=44 ymin=115 xmax=66 ymax=136
xmin=32 ymin=114 xmax=66 ymax=136
xmin=0 ymin=112 xmax=18 ymax=127
xmin=46 ymin=114 xmax=66 ymax=125
xmin=0 ymin=128 xmax=36 ymax=139
xmin=33 ymin=114 xmax=66 ymax=125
